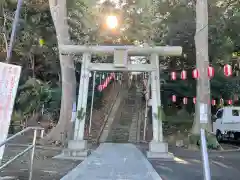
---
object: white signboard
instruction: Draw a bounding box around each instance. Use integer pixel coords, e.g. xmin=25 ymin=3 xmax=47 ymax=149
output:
xmin=0 ymin=63 xmax=21 ymax=161
xmin=200 ymin=103 xmax=208 ymax=123
xmin=114 ymin=49 xmax=128 ymax=67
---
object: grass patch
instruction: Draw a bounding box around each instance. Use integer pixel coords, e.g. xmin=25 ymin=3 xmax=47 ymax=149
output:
xmin=188 ymin=133 xmax=221 ymax=150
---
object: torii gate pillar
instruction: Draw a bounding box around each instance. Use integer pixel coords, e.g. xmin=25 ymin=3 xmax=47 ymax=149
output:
xmin=147 ymin=53 xmax=173 ymax=158
xmin=54 ymin=45 xmax=182 ymax=160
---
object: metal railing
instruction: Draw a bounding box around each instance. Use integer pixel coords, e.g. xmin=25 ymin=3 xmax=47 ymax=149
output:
xmin=0 ymin=127 xmax=44 ymax=180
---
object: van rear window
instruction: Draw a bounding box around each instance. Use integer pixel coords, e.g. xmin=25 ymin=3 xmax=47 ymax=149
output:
xmin=232 ymin=109 xmax=239 ymax=116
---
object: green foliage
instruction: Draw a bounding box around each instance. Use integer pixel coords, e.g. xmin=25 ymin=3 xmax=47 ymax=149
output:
xmin=151 ymin=0 xmax=240 ymax=111
xmin=0 ymin=0 xmax=96 ymax=124
xmin=2 ymin=0 xmax=240 ymax=126
xmin=15 ymin=78 xmax=61 ymax=120
xmin=189 ymin=132 xmax=220 ymax=150
xmin=11 ymin=111 xmax=23 ymax=124
xmin=153 ymin=106 xmax=166 ymax=122
xmin=206 ymin=133 xmax=220 ymax=150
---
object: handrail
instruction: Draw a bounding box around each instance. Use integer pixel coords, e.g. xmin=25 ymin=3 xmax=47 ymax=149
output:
xmin=0 ymin=126 xmax=44 ymax=180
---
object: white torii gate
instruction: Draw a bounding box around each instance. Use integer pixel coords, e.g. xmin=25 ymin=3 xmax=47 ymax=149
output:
xmin=56 ymin=45 xmax=182 ymax=160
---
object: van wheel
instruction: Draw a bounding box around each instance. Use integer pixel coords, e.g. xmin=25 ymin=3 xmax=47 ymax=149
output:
xmin=216 ymin=130 xmax=223 ymax=142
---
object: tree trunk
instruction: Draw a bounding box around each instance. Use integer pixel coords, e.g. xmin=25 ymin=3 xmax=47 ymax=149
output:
xmin=43 ymin=0 xmax=76 ymax=143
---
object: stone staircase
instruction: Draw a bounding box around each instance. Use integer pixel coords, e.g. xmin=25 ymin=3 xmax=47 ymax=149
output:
xmin=128 ymin=81 xmax=144 ymax=143
xmin=86 ymin=82 xmax=121 ymax=144
xmin=98 ymin=90 xmax=123 ymax=143
xmin=107 ymin=80 xmax=144 ymax=143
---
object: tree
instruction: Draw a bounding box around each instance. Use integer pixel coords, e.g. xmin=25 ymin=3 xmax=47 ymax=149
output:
xmin=0 ymin=0 xmax=64 ymax=135
xmin=42 ymin=0 xmax=76 ymax=143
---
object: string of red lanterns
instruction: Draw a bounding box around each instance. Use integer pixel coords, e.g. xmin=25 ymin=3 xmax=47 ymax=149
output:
xmin=98 ymin=72 xmax=115 ymax=92
xmin=171 ymin=95 xmax=237 ymax=105
xmin=170 ymin=64 xmax=232 ymax=80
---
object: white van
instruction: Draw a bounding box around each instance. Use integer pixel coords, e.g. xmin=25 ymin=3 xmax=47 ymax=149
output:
xmin=213 ymin=106 xmax=240 ymax=142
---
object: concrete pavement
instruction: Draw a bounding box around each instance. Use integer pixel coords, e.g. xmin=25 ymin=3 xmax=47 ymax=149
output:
xmin=59 ymin=142 xmax=240 ymax=180
xmin=150 ymin=146 xmax=240 ymax=180
xmin=61 ymin=143 xmax=162 ymax=180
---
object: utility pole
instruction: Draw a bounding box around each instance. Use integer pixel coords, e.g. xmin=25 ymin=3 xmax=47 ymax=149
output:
xmin=194 ymin=0 xmax=211 ymax=179
xmin=193 ymin=0 xmax=211 ymax=133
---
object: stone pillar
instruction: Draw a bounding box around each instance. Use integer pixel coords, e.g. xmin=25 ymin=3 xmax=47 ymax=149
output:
xmin=150 ymin=70 xmax=159 ymax=141
xmin=73 ymin=53 xmax=91 ymax=141
xmin=54 ymin=53 xmax=91 ymax=160
xmin=147 ymin=53 xmax=173 ymax=159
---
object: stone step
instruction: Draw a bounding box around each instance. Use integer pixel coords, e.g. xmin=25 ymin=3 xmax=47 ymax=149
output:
xmin=57 ymin=148 xmax=90 ymax=160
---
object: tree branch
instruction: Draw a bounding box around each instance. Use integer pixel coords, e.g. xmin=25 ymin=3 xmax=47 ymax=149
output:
xmin=0 ymin=8 xmax=8 ymax=54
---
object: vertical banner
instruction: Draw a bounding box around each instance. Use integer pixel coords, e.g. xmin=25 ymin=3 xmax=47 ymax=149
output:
xmin=0 ymin=62 xmax=21 ymax=162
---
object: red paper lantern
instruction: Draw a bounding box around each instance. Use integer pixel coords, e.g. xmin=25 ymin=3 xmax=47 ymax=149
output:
xmin=183 ymin=97 xmax=188 ymax=104
xmin=172 ymin=95 xmax=176 ymax=102
xmin=98 ymin=85 xmax=103 ymax=92
xmin=228 ymin=99 xmax=232 ymax=105
xmin=208 ymin=66 xmax=214 ymax=78
xmin=171 ymin=72 xmax=177 ymax=80
xmin=110 ymin=72 xmax=115 ymax=79
xmin=223 ymin=64 xmax=232 ymax=76
xmin=193 ymin=97 xmax=196 ymax=104
xmin=181 ymin=70 xmax=187 ymax=80
xmin=192 ymin=69 xmax=199 ymax=79
xmin=212 ymin=99 xmax=216 ymax=106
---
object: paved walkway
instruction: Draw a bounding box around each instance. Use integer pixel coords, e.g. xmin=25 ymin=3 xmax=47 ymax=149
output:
xmin=60 ymin=143 xmax=162 ymax=180
xmin=151 ymin=146 xmax=240 ymax=180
